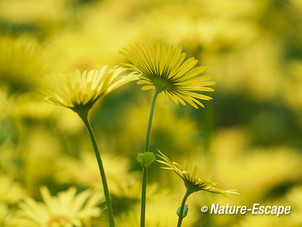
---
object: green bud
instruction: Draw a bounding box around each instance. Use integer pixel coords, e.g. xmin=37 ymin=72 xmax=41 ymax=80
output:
xmin=137 ymin=152 xmax=155 ymax=167
xmin=177 ymin=204 xmax=188 ymax=218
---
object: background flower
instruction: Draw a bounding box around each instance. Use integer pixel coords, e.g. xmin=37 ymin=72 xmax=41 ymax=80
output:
xmin=0 ymin=36 xmax=45 ymax=94
xmin=15 ymin=187 xmax=103 ymax=227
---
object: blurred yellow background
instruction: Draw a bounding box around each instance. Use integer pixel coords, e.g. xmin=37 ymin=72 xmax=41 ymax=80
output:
xmin=0 ymin=0 xmax=302 ymax=226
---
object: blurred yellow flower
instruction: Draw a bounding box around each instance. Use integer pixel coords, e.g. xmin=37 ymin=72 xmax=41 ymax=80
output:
xmin=16 ymin=186 xmax=103 ymax=227
xmin=116 ymin=192 xmax=198 ymax=227
xmin=12 ymin=94 xmax=54 ymax=122
xmin=0 ymin=204 xmax=10 ymax=227
xmin=157 ymin=150 xmax=239 ymax=196
xmin=287 ymin=185 xmax=302 ymax=226
xmin=0 ymin=175 xmax=25 ymax=205
xmin=0 ymin=36 xmax=44 ymax=93
xmin=233 ymin=214 xmax=286 ymax=227
xmin=40 ymin=66 xmax=136 ymax=114
xmin=55 ymin=152 xmax=139 ymax=196
xmin=120 ymin=43 xmax=215 ymax=108
xmin=0 ymin=0 xmax=65 ymax=25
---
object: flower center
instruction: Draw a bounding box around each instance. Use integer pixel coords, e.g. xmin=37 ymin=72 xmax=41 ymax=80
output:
xmin=47 ymin=214 xmax=72 ymax=227
xmin=152 ymin=76 xmax=173 ymax=93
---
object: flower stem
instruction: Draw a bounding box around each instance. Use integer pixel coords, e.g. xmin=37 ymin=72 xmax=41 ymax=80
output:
xmin=177 ymin=190 xmax=191 ymax=227
xmin=78 ymin=111 xmax=115 ymax=227
xmin=140 ymin=91 xmax=158 ymax=227
xmin=144 ymin=92 xmax=158 ymax=151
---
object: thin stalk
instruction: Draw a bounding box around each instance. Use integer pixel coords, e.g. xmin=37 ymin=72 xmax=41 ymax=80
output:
xmin=177 ymin=190 xmax=191 ymax=227
xmin=144 ymin=92 xmax=158 ymax=151
xmin=140 ymin=167 xmax=148 ymax=227
xmin=140 ymin=91 xmax=159 ymax=227
xmin=78 ymin=111 xmax=115 ymax=227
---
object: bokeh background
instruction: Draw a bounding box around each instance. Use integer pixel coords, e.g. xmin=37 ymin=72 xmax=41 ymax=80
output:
xmin=1 ymin=0 xmax=302 ymax=226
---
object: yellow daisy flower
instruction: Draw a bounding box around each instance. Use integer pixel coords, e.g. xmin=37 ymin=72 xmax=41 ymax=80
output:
xmin=157 ymin=150 xmax=239 ymax=196
xmin=0 ymin=36 xmax=44 ymax=93
xmin=40 ymin=66 xmax=137 ymax=114
xmin=0 ymin=175 xmax=25 ymax=205
xmin=120 ymin=43 xmax=215 ymax=108
xmin=15 ymin=186 xmax=103 ymax=227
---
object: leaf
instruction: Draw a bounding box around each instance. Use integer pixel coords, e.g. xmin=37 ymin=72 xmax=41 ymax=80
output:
xmin=177 ymin=204 xmax=188 ymax=218
xmin=137 ymin=152 xmax=156 ymax=167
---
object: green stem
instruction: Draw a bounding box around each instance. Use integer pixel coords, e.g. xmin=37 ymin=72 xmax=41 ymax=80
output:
xmin=140 ymin=91 xmax=159 ymax=227
xmin=140 ymin=166 xmax=148 ymax=227
xmin=144 ymin=92 xmax=158 ymax=152
xmin=78 ymin=111 xmax=115 ymax=227
xmin=177 ymin=190 xmax=191 ymax=227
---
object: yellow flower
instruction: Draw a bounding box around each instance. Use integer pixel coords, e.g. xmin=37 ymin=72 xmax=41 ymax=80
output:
xmin=15 ymin=186 xmax=103 ymax=227
xmin=0 ymin=204 xmax=10 ymax=227
xmin=157 ymin=150 xmax=239 ymax=196
xmin=0 ymin=175 xmax=25 ymax=205
xmin=0 ymin=36 xmax=44 ymax=94
xmin=12 ymin=94 xmax=54 ymax=122
xmin=120 ymin=43 xmax=215 ymax=108
xmin=40 ymin=66 xmax=137 ymax=114
xmin=287 ymin=186 xmax=302 ymax=226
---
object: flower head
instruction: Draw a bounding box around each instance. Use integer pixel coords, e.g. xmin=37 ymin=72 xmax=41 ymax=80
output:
xmin=0 ymin=174 xmax=25 ymax=205
xmin=120 ymin=43 xmax=215 ymax=108
xmin=0 ymin=36 xmax=44 ymax=94
xmin=15 ymin=186 xmax=103 ymax=227
xmin=40 ymin=66 xmax=136 ymax=114
xmin=157 ymin=150 xmax=239 ymax=197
